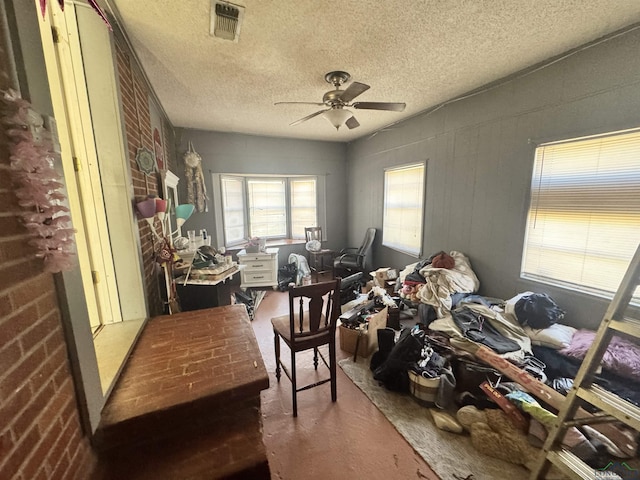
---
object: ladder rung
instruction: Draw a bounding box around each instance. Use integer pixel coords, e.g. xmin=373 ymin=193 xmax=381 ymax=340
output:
xmin=577 ymin=385 xmax=640 ymax=431
xmin=547 ymin=449 xmax=597 ymax=480
xmin=609 ymin=317 xmax=640 ymax=338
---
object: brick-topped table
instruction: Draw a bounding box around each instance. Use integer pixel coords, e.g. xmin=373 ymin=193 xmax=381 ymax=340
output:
xmin=96 ymin=305 xmax=270 ymax=479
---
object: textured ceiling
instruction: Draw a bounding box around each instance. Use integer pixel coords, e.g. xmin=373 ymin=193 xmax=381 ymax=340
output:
xmin=106 ymin=0 xmax=640 ymax=143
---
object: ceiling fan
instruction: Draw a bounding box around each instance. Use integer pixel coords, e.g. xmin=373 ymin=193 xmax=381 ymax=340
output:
xmin=274 ymin=71 xmax=406 ymax=130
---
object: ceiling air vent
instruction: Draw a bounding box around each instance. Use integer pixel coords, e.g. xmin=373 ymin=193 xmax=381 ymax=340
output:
xmin=210 ymin=1 xmax=245 ymax=42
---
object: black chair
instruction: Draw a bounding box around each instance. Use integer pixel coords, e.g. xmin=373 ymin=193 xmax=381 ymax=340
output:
xmin=333 ymin=228 xmax=376 ymax=277
xmin=270 ymin=279 xmax=341 ymax=417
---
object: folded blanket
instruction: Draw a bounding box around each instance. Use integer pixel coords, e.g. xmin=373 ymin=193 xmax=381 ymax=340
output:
xmin=560 ymin=329 xmax=640 ymax=380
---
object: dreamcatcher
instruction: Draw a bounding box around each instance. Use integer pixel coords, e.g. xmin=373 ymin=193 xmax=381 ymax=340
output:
xmin=183 ymin=141 xmax=208 ymax=213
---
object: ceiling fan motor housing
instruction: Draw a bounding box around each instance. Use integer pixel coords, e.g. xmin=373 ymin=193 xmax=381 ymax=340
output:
xmin=323 ymin=90 xmax=347 ymax=106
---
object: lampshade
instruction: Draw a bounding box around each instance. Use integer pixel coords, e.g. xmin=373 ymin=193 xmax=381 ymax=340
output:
xmin=175 ymin=203 xmax=195 ymax=227
xmin=136 ymin=197 xmax=156 ymax=218
xmin=323 ymin=108 xmax=352 ymax=130
xmin=155 ymin=198 xmax=168 ymax=222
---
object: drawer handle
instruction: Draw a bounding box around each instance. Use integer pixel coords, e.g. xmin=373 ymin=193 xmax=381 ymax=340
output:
xmin=253 ymin=264 xmax=264 ymax=268
xmin=253 ymin=276 xmax=264 ymax=279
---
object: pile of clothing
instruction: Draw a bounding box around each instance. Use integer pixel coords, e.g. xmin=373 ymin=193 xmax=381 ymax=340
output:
xmin=367 ymin=288 xmax=640 ymax=473
xmin=398 ymin=250 xmax=480 ymax=317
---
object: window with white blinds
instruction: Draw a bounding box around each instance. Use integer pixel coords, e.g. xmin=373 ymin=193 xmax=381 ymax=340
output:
xmin=522 ymin=129 xmax=640 ymax=301
xmin=290 ymin=178 xmax=317 ymax=239
xmin=382 ymin=163 xmax=425 ymax=256
xmin=221 ymin=176 xmax=246 ymax=245
xmin=218 ymin=175 xmax=319 ymax=246
xmin=248 ymin=179 xmax=286 ymax=238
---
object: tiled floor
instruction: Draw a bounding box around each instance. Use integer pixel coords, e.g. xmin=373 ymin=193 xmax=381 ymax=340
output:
xmin=249 ymin=288 xmax=440 ymax=480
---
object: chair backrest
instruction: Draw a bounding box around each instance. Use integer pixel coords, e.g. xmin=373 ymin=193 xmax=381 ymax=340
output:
xmin=304 ymin=227 xmax=322 ymax=243
xmin=357 ymin=228 xmax=376 ymax=256
xmin=288 ymin=278 xmax=341 ymax=340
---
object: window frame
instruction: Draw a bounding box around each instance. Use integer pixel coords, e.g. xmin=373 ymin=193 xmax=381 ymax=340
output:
xmin=382 ymin=162 xmax=426 ymax=257
xmin=214 ymin=173 xmax=324 ymax=248
xmin=521 ymin=128 xmax=640 ymax=302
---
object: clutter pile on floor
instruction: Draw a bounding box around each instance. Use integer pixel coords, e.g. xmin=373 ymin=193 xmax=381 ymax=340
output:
xmin=360 ymin=250 xmax=640 ymax=475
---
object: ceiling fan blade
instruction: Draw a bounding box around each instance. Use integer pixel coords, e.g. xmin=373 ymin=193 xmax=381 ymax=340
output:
xmin=275 ymin=101 xmax=325 ymax=106
xmin=352 ymin=102 xmax=406 ymax=112
xmin=345 ymin=116 xmax=360 ymax=130
xmin=290 ymin=109 xmax=329 ymax=126
xmin=339 ymin=82 xmax=370 ymax=103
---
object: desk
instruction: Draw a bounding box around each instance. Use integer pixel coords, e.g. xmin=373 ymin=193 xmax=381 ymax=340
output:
xmin=175 ymin=267 xmax=241 ymax=312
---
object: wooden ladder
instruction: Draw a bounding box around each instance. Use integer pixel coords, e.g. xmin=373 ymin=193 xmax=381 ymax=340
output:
xmin=529 ymin=243 xmax=640 ymax=479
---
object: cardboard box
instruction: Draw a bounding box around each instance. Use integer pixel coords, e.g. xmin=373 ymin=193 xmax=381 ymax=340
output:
xmin=339 ymin=324 xmax=371 ymax=358
xmin=374 ymin=267 xmax=398 ymax=281
xmin=339 ymin=307 xmax=388 ymax=357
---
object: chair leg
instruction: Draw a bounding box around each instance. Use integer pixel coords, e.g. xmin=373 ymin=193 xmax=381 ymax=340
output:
xmin=290 ymin=348 xmax=297 ymax=417
xmin=329 ymin=338 xmax=337 ymax=402
xmin=274 ymin=331 xmax=281 ymax=382
xmin=313 ymin=347 xmax=319 ymax=370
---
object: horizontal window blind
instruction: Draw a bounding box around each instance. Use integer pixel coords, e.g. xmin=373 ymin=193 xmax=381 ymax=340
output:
xmin=522 ymin=129 xmax=640 ymax=301
xmin=221 ymin=176 xmax=246 ymax=245
xmin=290 ymin=178 xmax=317 ymax=240
xmin=248 ymin=179 xmax=286 ymax=238
xmin=383 ymin=163 xmax=425 ymax=256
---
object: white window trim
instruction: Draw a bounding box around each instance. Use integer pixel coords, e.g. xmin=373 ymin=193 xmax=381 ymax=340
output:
xmin=382 ymin=162 xmax=426 ymax=257
xmin=212 ymin=173 xmax=326 ymax=248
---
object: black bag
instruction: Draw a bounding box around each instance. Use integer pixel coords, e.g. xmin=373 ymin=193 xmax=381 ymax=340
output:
xmin=452 ymin=356 xmax=501 ymax=397
xmin=514 ymin=293 xmax=565 ymax=329
xmin=277 ymin=263 xmax=297 ymax=291
xmin=373 ymin=328 xmax=424 ymax=392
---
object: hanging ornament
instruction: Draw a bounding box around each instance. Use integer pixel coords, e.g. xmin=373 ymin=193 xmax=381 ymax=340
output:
xmin=87 ymin=0 xmax=112 ymax=31
xmin=183 ymin=141 xmax=208 ymax=213
xmin=39 ymin=0 xmax=110 ymax=31
xmin=1 ymin=89 xmax=76 ymax=273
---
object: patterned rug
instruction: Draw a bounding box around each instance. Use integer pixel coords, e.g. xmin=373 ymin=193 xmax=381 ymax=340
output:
xmin=338 ymin=357 xmax=529 ymax=480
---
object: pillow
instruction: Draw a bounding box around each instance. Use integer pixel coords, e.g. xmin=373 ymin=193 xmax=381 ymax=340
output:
xmin=523 ymin=323 xmax=577 ymax=350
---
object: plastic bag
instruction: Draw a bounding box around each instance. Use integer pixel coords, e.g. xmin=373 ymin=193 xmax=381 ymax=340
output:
xmin=277 ymin=263 xmax=297 ymax=291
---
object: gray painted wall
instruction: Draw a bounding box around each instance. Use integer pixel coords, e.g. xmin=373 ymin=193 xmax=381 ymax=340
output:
xmin=346 ymin=28 xmax=640 ymax=329
xmin=176 ymin=130 xmax=348 ymax=265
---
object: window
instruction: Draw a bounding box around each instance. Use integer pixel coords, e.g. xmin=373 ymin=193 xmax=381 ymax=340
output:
xmin=522 ymin=129 xmax=640 ymax=301
xmin=382 ymin=163 xmax=426 ymax=256
xmin=219 ymin=175 xmax=318 ymax=246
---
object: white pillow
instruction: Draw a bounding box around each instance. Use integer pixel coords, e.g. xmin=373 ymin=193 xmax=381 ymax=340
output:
xmin=524 ymin=323 xmax=577 ymax=350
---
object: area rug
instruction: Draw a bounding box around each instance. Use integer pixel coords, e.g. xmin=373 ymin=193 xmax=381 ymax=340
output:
xmin=339 ymin=357 xmax=529 ymax=480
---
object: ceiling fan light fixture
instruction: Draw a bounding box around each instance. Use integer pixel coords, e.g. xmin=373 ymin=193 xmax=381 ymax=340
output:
xmin=323 ymin=108 xmax=352 ymax=130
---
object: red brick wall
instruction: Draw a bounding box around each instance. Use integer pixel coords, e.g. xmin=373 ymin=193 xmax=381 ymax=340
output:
xmin=0 ymin=23 xmax=97 ymax=480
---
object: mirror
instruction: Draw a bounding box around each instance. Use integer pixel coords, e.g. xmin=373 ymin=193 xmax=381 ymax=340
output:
xmin=163 ymin=170 xmax=180 ymax=238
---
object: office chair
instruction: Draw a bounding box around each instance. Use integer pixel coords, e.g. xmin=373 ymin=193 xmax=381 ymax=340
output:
xmin=333 ymin=228 xmax=376 ymax=277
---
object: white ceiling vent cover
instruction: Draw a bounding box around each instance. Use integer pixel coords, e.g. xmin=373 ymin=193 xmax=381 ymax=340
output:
xmin=210 ymin=1 xmax=245 ymax=42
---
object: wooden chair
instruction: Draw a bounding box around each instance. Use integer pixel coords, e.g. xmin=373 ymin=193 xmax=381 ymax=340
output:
xmin=304 ymin=227 xmax=334 ymax=281
xmin=271 ymin=278 xmax=341 ymax=417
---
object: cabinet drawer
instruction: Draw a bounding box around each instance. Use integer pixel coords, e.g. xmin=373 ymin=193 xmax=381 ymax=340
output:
xmin=243 ymin=271 xmax=275 ymax=283
xmin=242 ymin=260 xmax=274 ymax=270
xmin=240 ymin=253 xmax=274 ymax=262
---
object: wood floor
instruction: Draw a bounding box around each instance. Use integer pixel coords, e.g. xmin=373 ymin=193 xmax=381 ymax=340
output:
xmin=249 ymin=288 xmax=439 ymax=480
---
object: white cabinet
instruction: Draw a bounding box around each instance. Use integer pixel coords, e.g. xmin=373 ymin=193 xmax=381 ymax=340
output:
xmin=238 ymin=248 xmax=279 ymax=289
